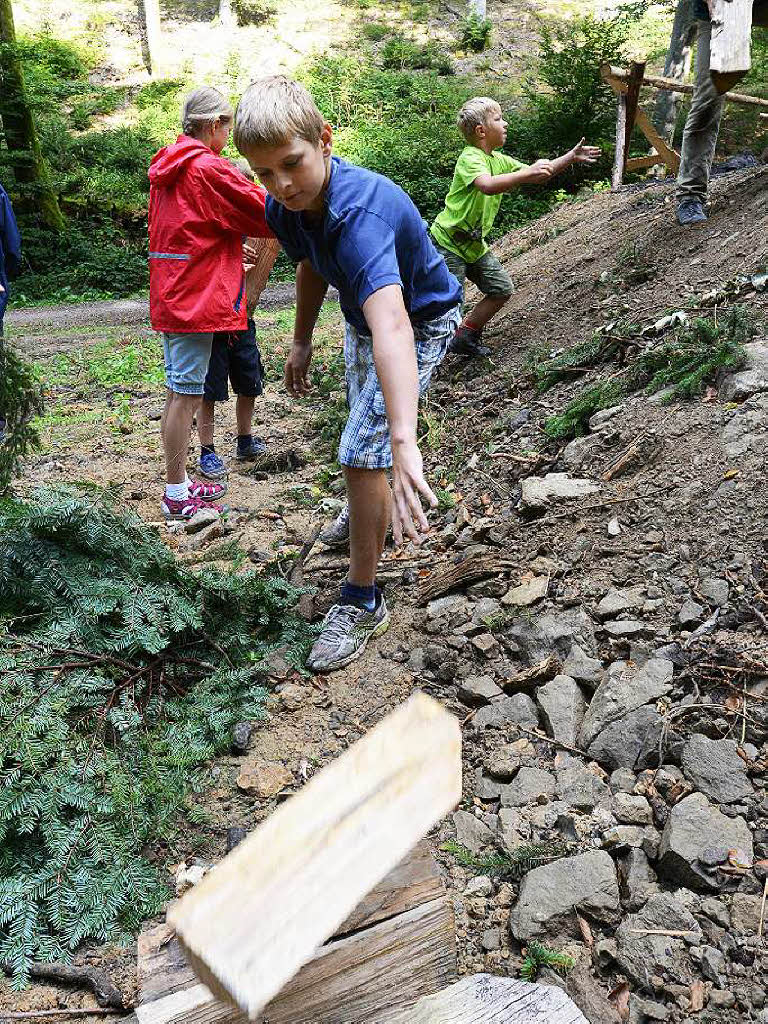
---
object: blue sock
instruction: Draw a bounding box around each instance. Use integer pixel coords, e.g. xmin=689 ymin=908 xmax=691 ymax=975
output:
xmin=341 ymin=581 xmax=377 ymax=611
xmin=201 ymin=445 xmax=215 ymax=457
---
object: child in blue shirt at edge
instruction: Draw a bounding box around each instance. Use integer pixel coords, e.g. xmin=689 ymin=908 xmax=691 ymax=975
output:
xmin=233 ymin=75 xmax=462 ymax=674
xmin=431 ymin=96 xmax=600 ymax=358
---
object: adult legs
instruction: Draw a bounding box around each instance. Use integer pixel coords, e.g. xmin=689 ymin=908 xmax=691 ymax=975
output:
xmin=677 ymin=20 xmax=726 ymax=206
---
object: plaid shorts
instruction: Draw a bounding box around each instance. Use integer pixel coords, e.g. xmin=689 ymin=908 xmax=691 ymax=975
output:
xmin=338 ymin=303 xmax=461 ymax=469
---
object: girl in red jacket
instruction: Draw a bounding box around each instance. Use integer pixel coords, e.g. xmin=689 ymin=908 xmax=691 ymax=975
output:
xmin=148 ymin=86 xmax=273 ymax=521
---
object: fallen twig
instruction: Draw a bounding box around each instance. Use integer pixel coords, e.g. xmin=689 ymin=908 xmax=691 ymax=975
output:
xmin=511 ymin=723 xmax=591 ymax=759
xmin=0 ymin=1011 xmax=129 ymax=1020
xmin=628 ymin=928 xmax=698 ymax=937
xmin=28 ymin=964 xmax=124 ymax=1011
xmin=759 ymin=877 xmax=768 ymax=941
xmin=533 ymin=483 xmax=677 ymax=523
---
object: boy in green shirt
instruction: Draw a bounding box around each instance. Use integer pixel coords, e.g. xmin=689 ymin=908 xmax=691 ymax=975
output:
xmin=431 ymin=96 xmax=600 ymax=357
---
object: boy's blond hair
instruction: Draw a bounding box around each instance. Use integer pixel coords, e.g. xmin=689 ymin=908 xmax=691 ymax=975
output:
xmin=181 ymin=86 xmax=233 ymax=138
xmin=234 ymin=76 xmax=325 ymax=152
xmin=457 ymin=96 xmax=501 ymax=142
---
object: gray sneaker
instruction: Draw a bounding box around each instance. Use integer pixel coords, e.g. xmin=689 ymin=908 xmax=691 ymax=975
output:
xmin=318 ymin=505 xmax=350 ymax=548
xmin=306 ymin=596 xmax=390 ymax=673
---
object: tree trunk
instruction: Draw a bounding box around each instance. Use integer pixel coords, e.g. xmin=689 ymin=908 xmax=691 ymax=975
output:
xmin=0 ymin=0 xmax=65 ymax=230
xmin=219 ymin=0 xmax=235 ymax=27
xmin=653 ymin=0 xmax=697 ymax=143
xmin=137 ymin=0 xmax=164 ymax=77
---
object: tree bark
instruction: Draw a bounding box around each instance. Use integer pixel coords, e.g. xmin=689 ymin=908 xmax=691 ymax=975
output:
xmin=654 ymin=0 xmax=697 ymax=143
xmin=0 ymin=0 xmax=65 ymax=230
xmin=137 ymin=0 xmax=164 ymax=77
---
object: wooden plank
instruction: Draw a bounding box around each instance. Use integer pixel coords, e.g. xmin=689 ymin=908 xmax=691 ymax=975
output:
xmin=391 ymin=972 xmax=589 ymax=1024
xmin=634 ymin=108 xmax=681 ymax=175
xmin=416 ymin=554 xmax=516 ymax=606
xmin=611 ymin=91 xmax=628 ymax=189
xmin=622 ymin=61 xmax=647 ymax=174
xmin=626 ymin=154 xmax=666 ymax=172
xmin=601 ymin=62 xmax=768 ymax=108
xmin=167 ymin=694 xmax=461 ymax=1019
xmin=709 ymin=0 xmax=752 ymax=93
xmin=137 ymin=842 xmax=445 ymax=1005
xmin=135 ymin=898 xmax=456 ymax=1024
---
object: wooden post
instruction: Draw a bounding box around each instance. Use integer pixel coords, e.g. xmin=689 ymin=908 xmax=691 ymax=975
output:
xmin=622 ymin=61 xmax=646 ymax=175
xmin=611 ymin=91 xmax=627 ymax=189
xmin=167 ymin=694 xmax=462 ymax=1020
xmin=709 ymin=0 xmax=753 ymax=93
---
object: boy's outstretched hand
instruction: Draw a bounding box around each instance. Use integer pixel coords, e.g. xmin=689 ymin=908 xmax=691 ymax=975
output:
xmin=284 ymin=341 xmax=313 ymax=397
xmin=571 ymin=138 xmax=601 ymax=164
xmin=391 ymin=438 xmax=437 ymax=547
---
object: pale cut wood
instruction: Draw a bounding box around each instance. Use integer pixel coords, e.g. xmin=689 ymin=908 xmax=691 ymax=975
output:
xmin=167 ymin=694 xmax=461 ymax=1019
xmin=416 ymin=554 xmax=515 ymax=606
xmin=134 ymin=898 xmax=455 ymax=1024
xmin=611 ymin=92 xmax=628 ymax=190
xmin=603 ymin=67 xmax=681 ymax=178
xmin=626 ymin=154 xmax=666 ymax=172
xmin=137 ymin=843 xmax=446 ymax=1005
xmin=392 ymin=973 xmax=589 ymax=1023
xmin=709 ymin=0 xmax=752 ymax=93
xmin=602 ymin=63 xmax=768 ymax=108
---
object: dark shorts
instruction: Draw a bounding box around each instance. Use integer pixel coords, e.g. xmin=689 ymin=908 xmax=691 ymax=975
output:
xmin=433 ymin=243 xmax=513 ymax=299
xmin=203 ymin=319 xmax=265 ymax=403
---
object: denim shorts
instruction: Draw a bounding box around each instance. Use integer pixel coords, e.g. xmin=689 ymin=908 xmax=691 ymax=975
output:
xmin=203 ymin=319 xmax=265 ymax=402
xmin=162 ymin=332 xmax=214 ymax=396
xmin=338 ymin=302 xmax=461 ymax=470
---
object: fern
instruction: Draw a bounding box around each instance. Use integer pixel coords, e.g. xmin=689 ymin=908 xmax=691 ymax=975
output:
xmin=0 ymin=485 xmax=316 ymax=986
xmin=520 ymin=940 xmax=575 ymax=982
xmin=441 ymin=841 xmax=568 ymax=879
xmin=0 ymin=346 xmax=45 ymax=494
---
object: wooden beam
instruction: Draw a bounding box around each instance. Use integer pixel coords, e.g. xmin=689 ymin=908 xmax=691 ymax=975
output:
xmin=623 ymin=61 xmax=647 ymax=175
xmin=611 ymin=89 xmax=628 ymax=189
xmin=634 ymin=108 xmax=681 ymax=175
xmin=626 ymin=154 xmax=666 ymax=172
xmin=603 ymin=66 xmax=681 ymax=178
xmin=132 ymin=898 xmax=456 ymax=1024
xmin=167 ymin=694 xmax=462 ymax=1019
xmin=709 ymin=0 xmax=752 ymax=93
xmin=601 ymin=63 xmax=768 ymax=109
xmin=391 ymin=973 xmax=589 ymax=1023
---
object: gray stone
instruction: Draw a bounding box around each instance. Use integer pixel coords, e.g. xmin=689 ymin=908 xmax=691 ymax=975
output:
xmin=587 ymin=705 xmax=665 ymax=771
xmin=607 ymin=517 xmax=622 ymax=537
xmin=471 ymin=597 xmax=502 ymax=623
xmin=452 ymin=810 xmax=495 ymax=853
xmin=596 ymin=587 xmax=645 ymax=620
xmin=700 ymin=896 xmax=730 ymax=927
xmin=474 ymin=769 xmax=508 ymax=801
xmin=501 ymin=575 xmax=549 ymax=607
xmin=458 ymin=675 xmax=504 ymax=706
xmin=628 ymin=996 xmax=671 ymax=1022
xmin=657 ymin=792 xmax=753 ymax=891
xmin=730 ymin=893 xmax=762 ymax=933
xmin=618 ymin=848 xmax=659 ymax=911
xmin=501 ymin=767 xmax=556 ymax=807
xmin=678 ymin=599 xmax=705 ymax=627
xmin=480 ymin=927 xmax=501 ymax=951
xmin=589 ymin=404 xmax=623 ymax=429
xmin=698 ymin=577 xmax=730 ymax=608
xmin=681 ymin=733 xmax=752 ymax=804
xmin=499 ymin=807 xmax=528 ymax=853
xmin=603 ymin=619 xmax=649 ymax=638
xmin=183 ymin=507 xmax=220 ymax=533
xmin=563 ymin=643 xmax=604 ymax=686
xmin=719 ymin=340 xmax=768 ymax=400
xmin=465 ymin=875 xmax=493 ymax=897
xmin=472 ymin=693 xmax=539 ymax=731
xmin=510 ymin=850 xmax=620 ymax=940
xmin=537 ymin=675 xmax=587 ymax=747
xmin=612 ymin=793 xmax=653 ymax=825
xmin=615 ymin=892 xmax=701 ymax=985
xmin=519 ymin=472 xmax=600 ymax=513
xmin=610 ymin=768 xmax=638 ymax=794
xmin=426 ymin=594 xmax=469 ymax=622
xmin=485 ymin=747 xmax=521 ymax=781
xmin=580 ymin=658 xmax=673 ymax=748
xmin=231 ymin=721 xmax=253 ymax=754
xmin=556 ymin=766 xmax=610 ymax=811
xmin=708 ymin=990 xmax=736 ymax=1010
xmin=700 ymin=944 xmax=727 ymax=986
xmin=566 ymin=960 xmax=623 ymax=1024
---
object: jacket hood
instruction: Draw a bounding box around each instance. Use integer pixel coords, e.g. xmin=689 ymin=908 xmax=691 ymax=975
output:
xmin=149 ymin=135 xmax=212 ymax=186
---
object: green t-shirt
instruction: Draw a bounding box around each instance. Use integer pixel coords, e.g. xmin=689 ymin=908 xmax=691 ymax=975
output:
xmin=431 ymin=146 xmax=527 ymax=264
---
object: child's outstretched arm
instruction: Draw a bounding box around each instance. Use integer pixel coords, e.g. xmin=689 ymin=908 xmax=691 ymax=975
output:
xmin=474 ymin=138 xmax=601 ymax=195
xmin=545 ymin=137 xmax=601 ymax=177
xmin=285 ymin=259 xmax=328 ymax=397
xmin=363 ymin=285 xmax=436 ymax=547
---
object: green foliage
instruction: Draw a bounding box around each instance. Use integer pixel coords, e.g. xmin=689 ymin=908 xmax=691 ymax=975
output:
xmin=232 ymin=0 xmax=278 ymax=24
xmin=520 ymin=940 xmax=575 ymax=982
xmin=460 ymin=12 xmax=492 ymax=53
xmin=310 ymin=347 xmax=348 ymax=462
xmin=441 ymin=840 xmax=568 ymax=879
xmin=362 ymin=22 xmax=392 ymax=41
xmin=543 ymin=307 xmax=754 ymax=441
xmin=380 ymin=35 xmax=453 ymax=74
xmin=0 ymin=486 xmax=314 ymax=985
xmin=44 ymin=332 xmax=165 ymax=393
xmin=0 ymin=348 xmax=45 ymax=493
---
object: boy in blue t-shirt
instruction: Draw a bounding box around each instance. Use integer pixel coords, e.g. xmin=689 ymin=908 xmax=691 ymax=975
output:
xmin=234 ymin=75 xmax=462 ymax=674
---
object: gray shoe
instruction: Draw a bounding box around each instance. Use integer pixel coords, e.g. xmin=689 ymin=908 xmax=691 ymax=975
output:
xmin=306 ymin=596 xmax=390 ymax=673
xmin=318 ymin=505 xmax=350 ymax=548
xmin=676 ymin=198 xmax=707 ymax=225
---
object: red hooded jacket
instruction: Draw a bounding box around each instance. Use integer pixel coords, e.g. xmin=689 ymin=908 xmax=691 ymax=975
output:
xmin=148 ymin=136 xmax=273 ymax=333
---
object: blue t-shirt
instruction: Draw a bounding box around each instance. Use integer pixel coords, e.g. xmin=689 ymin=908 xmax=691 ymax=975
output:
xmin=265 ymin=157 xmax=461 ymax=334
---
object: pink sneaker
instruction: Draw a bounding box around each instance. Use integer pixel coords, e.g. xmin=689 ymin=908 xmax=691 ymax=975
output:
xmin=162 ymin=494 xmax=225 ymax=521
xmin=189 ymin=478 xmax=228 ymax=501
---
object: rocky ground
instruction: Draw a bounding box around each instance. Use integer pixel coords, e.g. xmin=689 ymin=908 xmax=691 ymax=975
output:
xmin=3 ymin=166 xmax=767 ymax=1022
